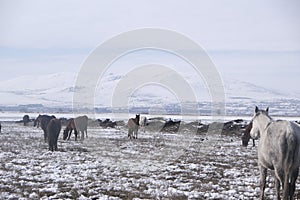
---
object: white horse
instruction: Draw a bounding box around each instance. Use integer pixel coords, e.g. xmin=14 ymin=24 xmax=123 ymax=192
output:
xmin=139 ymin=116 xmax=147 ymax=133
xmin=74 ymin=115 xmax=88 ymax=140
xmin=128 ymin=114 xmax=140 ymax=139
xmin=250 ymin=106 xmax=300 ymax=200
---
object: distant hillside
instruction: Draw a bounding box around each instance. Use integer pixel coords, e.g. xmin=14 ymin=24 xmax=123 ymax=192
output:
xmin=0 ymin=72 xmax=299 ymax=116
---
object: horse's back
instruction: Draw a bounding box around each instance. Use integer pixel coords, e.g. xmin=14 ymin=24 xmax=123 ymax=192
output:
xmin=128 ymin=118 xmax=137 ymax=129
xmin=74 ymin=115 xmax=88 ymax=130
xmin=47 ymin=119 xmax=62 ymax=134
xmin=47 ymin=119 xmax=61 ymax=151
xmin=41 ymin=115 xmax=56 ymax=130
xmin=264 ymin=120 xmax=300 ymax=168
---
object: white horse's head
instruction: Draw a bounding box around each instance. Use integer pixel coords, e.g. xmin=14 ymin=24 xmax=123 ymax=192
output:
xmin=250 ymin=123 xmax=260 ymax=139
xmin=250 ymin=106 xmax=270 ymax=139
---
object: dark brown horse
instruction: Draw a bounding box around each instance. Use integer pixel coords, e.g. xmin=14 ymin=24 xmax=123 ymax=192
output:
xmin=34 ymin=114 xmax=56 ymax=142
xmin=241 ymin=121 xmax=255 ymax=147
xmin=128 ymin=114 xmax=140 ymax=139
xmin=47 ymin=118 xmax=61 ymax=151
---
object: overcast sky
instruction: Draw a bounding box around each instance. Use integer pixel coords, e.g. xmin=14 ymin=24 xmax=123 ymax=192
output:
xmin=0 ymin=0 xmax=300 ymax=95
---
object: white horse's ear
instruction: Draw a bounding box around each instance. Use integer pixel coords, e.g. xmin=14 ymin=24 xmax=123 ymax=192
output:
xmin=255 ymin=106 xmax=259 ymax=113
xmin=266 ymin=107 xmax=269 ymax=113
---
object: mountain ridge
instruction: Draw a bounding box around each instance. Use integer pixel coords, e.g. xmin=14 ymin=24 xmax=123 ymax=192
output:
xmin=0 ymin=72 xmax=298 ymax=116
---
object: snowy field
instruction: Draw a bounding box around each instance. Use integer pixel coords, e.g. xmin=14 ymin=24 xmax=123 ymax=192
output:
xmin=1 ymin=122 xmax=300 ymax=199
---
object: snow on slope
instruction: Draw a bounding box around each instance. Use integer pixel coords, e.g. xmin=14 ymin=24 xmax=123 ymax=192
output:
xmin=0 ymin=72 xmax=297 ymax=110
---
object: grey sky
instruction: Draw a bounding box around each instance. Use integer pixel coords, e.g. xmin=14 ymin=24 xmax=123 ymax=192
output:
xmin=0 ymin=0 xmax=300 ymax=94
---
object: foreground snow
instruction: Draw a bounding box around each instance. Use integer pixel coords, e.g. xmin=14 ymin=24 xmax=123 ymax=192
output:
xmin=0 ymin=122 xmax=300 ymax=199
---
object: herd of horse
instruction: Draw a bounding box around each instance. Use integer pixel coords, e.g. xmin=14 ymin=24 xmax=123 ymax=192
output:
xmin=33 ymin=114 xmax=88 ymax=151
xmin=32 ymin=114 xmax=145 ymax=151
xmin=7 ymin=106 xmax=300 ymax=199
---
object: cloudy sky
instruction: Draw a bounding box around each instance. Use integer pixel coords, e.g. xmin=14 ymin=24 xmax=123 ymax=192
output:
xmin=0 ymin=0 xmax=300 ymax=96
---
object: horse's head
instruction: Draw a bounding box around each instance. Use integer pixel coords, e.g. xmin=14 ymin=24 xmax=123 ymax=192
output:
xmin=241 ymin=133 xmax=249 ymax=147
xmin=34 ymin=114 xmax=41 ymax=127
xmin=63 ymin=128 xmax=69 ymax=140
xmin=250 ymin=106 xmax=270 ymax=139
xmin=135 ymin=114 xmax=140 ymax=126
xmin=241 ymin=121 xmax=253 ymax=146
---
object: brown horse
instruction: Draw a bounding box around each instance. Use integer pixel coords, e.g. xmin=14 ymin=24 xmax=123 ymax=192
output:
xmin=128 ymin=114 xmax=140 ymax=139
xmin=63 ymin=116 xmax=88 ymax=141
xmin=241 ymin=121 xmax=255 ymax=147
xmin=63 ymin=118 xmax=78 ymax=141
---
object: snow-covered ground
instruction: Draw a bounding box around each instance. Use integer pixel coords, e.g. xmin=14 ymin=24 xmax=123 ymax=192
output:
xmin=1 ymin=122 xmax=300 ymax=199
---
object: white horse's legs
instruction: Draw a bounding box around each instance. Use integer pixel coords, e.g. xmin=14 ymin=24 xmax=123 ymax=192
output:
xmin=128 ymin=129 xmax=132 ymax=139
xmin=259 ymin=166 xmax=267 ymax=200
xmin=134 ymin=128 xmax=138 ymax=139
xmin=275 ymin=168 xmax=284 ymax=200
xmin=283 ymin=172 xmax=290 ymax=200
xmin=274 ymin=177 xmax=281 ymax=200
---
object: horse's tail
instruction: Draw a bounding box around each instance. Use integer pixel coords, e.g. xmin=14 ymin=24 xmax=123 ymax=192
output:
xmin=286 ymin=128 xmax=300 ymax=176
xmin=283 ymin=129 xmax=300 ymax=198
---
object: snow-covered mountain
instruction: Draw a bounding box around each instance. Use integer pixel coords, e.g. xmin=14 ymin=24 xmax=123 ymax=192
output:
xmin=0 ymin=72 xmax=299 ymax=116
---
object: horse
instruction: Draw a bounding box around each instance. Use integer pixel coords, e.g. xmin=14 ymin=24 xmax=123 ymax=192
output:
xmin=47 ymin=118 xmax=61 ymax=151
xmin=74 ymin=115 xmax=88 ymax=140
xmin=128 ymin=114 xmax=140 ymax=139
xmin=63 ymin=118 xmax=78 ymax=141
xmin=139 ymin=116 xmax=147 ymax=133
xmin=241 ymin=121 xmax=255 ymax=147
xmin=23 ymin=115 xmax=30 ymax=126
xmin=250 ymin=106 xmax=300 ymax=200
xmin=34 ymin=114 xmax=56 ymax=142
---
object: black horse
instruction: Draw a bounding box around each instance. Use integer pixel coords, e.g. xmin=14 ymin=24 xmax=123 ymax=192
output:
xmin=23 ymin=115 xmax=30 ymax=126
xmin=47 ymin=118 xmax=61 ymax=151
xmin=34 ymin=115 xmax=56 ymax=142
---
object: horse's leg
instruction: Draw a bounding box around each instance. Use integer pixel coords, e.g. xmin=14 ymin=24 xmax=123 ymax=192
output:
xmin=49 ymin=135 xmax=53 ymax=151
xmin=54 ymin=136 xmax=58 ymax=151
xmin=85 ymin=128 xmax=88 ymax=138
xmin=67 ymin=129 xmax=72 ymax=140
xmin=81 ymin=130 xmax=84 ymax=141
xmin=135 ymin=127 xmax=138 ymax=139
xmin=43 ymin=129 xmax=47 ymax=143
xmin=283 ymin=171 xmax=290 ymax=200
xmin=74 ymin=130 xmax=77 ymax=141
xmin=274 ymin=177 xmax=281 ymax=200
xmin=128 ymin=129 xmax=131 ymax=139
xmin=274 ymin=168 xmax=285 ymax=200
xmin=259 ymin=166 xmax=267 ymax=200
xmin=252 ymin=139 xmax=255 ymax=147
xmin=290 ymin=168 xmax=299 ymax=200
